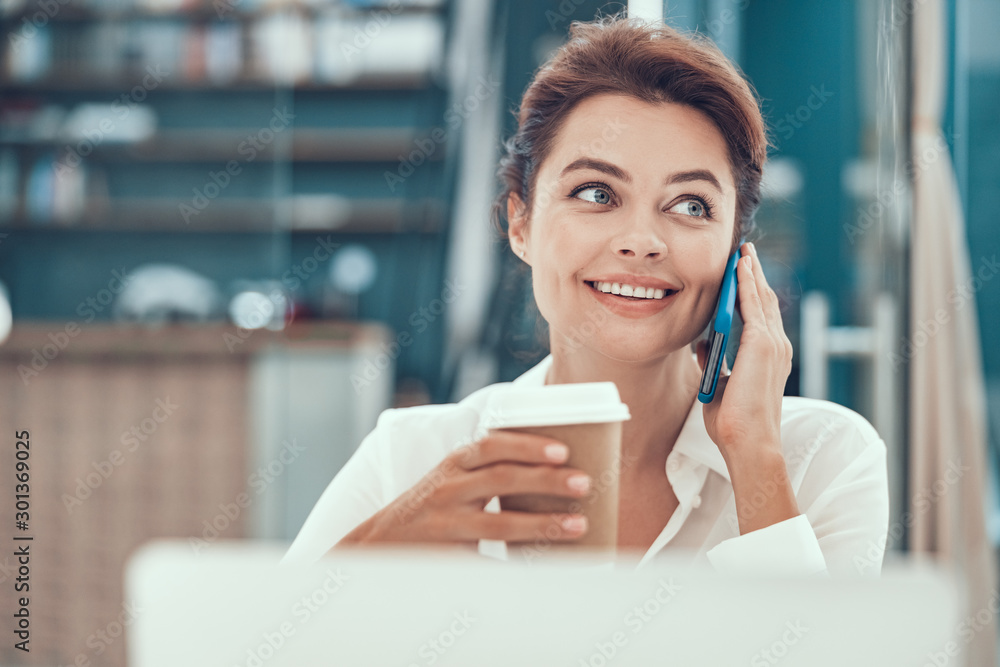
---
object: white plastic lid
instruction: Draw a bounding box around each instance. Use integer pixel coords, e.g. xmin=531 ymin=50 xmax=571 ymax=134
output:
xmin=482 ymin=382 xmax=631 ymax=429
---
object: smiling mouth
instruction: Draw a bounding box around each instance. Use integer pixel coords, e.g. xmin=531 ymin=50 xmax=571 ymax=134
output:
xmin=584 ymin=280 xmax=678 ymax=301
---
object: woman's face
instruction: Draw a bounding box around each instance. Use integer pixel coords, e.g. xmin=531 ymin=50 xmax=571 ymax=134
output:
xmin=508 ymin=93 xmax=737 ymax=362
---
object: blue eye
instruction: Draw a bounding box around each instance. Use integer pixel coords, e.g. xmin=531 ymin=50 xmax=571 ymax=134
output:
xmin=668 ymin=198 xmax=713 ymax=218
xmin=572 ymin=184 xmax=613 ymax=205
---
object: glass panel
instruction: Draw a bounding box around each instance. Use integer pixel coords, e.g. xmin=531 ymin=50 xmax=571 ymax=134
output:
xmin=0 ymin=0 xmax=451 ymax=663
xmin=959 ymin=0 xmax=1000 ymax=543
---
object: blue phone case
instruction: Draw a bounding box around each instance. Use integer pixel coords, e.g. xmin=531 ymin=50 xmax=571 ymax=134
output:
xmin=697 ymin=245 xmax=743 ymax=403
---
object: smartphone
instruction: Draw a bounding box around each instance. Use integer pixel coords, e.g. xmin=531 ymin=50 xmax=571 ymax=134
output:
xmin=697 ymin=243 xmax=743 ymax=404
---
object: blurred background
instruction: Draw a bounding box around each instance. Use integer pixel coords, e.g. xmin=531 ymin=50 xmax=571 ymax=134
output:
xmin=0 ymin=0 xmax=998 ymax=664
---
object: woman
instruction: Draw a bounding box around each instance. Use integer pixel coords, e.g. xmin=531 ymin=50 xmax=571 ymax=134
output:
xmin=282 ymin=14 xmax=890 ymax=576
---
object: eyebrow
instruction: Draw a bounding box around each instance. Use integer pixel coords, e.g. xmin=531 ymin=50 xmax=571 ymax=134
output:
xmin=559 ymin=157 xmax=724 ymax=194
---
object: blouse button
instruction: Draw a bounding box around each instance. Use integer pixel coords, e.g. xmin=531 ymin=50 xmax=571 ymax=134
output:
xmin=691 ymin=494 xmax=702 ymax=509
xmin=667 ymin=458 xmax=680 ymax=473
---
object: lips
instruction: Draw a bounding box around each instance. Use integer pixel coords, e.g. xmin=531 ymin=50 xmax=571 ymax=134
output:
xmin=583 ymin=274 xmax=680 ymax=292
xmin=584 ymin=280 xmax=677 ymax=300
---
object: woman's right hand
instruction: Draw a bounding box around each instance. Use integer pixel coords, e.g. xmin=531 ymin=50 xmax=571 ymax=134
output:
xmin=332 ymin=431 xmax=592 ymax=550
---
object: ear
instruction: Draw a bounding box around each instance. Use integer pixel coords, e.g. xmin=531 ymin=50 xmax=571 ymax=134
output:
xmin=506 ymin=192 xmax=529 ymax=260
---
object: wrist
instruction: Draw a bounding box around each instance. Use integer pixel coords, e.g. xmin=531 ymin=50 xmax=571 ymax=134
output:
xmin=721 ymin=438 xmax=784 ymax=474
xmin=331 ymin=512 xmax=384 ymax=551
xmin=726 ymin=446 xmax=799 ymax=535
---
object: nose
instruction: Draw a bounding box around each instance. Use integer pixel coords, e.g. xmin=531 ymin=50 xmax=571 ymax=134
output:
xmin=614 ymin=216 xmax=668 ymax=260
xmin=617 ymin=245 xmax=664 ymax=259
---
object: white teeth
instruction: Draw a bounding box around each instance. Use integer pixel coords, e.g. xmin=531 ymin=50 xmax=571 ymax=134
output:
xmin=590 ymin=281 xmax=671 ymax=300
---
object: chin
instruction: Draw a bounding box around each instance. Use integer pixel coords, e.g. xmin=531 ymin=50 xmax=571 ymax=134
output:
xmin=557 ymin=331 xmax=682 ymax=363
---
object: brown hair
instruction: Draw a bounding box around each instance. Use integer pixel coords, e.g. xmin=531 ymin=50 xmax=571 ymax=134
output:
xmin=491 ymin=13 xmax=769 ymax=252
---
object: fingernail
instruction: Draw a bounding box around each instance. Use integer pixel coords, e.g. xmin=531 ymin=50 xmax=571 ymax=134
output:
xmin=561 ymin=516 xmax=587 ymax=532
xmin=749 ymin=241 xmax=757 ymax=255
xmin=567 ymin=474 xmax=590 ymax=493
xmin=743 ymin=255 xmax=752 ymax=269
xmin=545 ymin=443 xmax=568 ymax=462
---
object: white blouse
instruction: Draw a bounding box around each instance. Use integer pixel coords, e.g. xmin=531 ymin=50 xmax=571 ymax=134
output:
xmin=282 ymin=353 xmax=890 ymax=577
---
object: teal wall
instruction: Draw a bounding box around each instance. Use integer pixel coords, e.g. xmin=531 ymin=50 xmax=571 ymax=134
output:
xmin=741 ymin=1 xmax=860 ymax=409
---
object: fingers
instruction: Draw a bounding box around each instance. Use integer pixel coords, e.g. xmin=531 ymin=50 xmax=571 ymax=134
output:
xmin=463 ymin=510 xmax=588 ymax=543
xmin=450 ymin=430 xmax=569 ymax=471
xmin=741 ymin=243 xmax=792 ymax=372
xmin=736 ymin=243 xmax=767 ymax=334
xmin=745 ymin=242 xmax=784 ymax=328
xmin=454 ymin=462 xmax=591 ymax=504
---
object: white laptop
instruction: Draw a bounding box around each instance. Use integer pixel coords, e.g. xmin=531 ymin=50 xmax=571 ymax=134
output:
xmin=125 ymin=540 xmax=961 ymax=667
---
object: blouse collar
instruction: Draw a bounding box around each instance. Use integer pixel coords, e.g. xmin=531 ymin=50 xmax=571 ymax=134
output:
xmin=510 ymin=353 xmax=731 ymax=483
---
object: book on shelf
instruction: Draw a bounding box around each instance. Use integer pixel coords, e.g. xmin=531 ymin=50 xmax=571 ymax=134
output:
xmin=3 ymin=5 xmax=445 ymax=86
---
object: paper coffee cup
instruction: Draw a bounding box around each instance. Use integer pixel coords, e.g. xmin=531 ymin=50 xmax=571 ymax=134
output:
xmin=482 ymin=382 xmax=630 ymax=563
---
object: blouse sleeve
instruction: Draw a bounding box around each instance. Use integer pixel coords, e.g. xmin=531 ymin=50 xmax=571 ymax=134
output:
xmin=705 ymin=427 xmax=890 ymax=578
xmin=279 ymin=408 xmax=397 ymax=566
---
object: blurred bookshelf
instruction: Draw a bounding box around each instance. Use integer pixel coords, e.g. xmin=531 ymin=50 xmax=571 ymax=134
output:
xmin=0 ymin=0 xmax=459 ymax=397
xmin=0 ymin=0 xmax=450 ymax=228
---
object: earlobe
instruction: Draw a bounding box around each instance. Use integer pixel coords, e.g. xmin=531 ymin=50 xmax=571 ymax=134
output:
xmin=506 ymin=192 xmax=528 ymax=259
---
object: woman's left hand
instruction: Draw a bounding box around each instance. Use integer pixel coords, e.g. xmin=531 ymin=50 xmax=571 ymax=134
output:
xmin=696 ymin=242 xmax=793 ymax=460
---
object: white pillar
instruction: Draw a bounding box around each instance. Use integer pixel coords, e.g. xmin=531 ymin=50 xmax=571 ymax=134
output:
xmin=628 ymin=0 xmax=664 ymax=22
